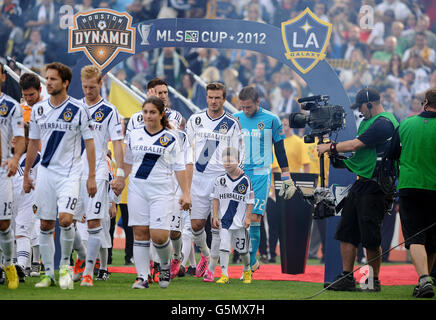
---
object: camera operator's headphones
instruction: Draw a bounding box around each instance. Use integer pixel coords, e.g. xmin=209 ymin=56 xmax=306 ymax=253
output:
xmin=366 ymin=88 xmax=373 ymax=110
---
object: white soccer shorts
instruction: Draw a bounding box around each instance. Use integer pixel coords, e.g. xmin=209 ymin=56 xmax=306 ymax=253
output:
xmin=190 ymin=173 xmax=220 ymax=220
xmin=34 ymin=166 xmax=80 ymax=220
xmin=0 ymin=175 xmax=13 ymax=221
xmin=127 ymin=178 xmax=174 ymax=230
xmin=75 ymin=179 xmax=109 ymax=222
xmin=219 ymin=227 xmax=250 ymax=254
xmin=14 ymin=204 xmax=38 ymax=239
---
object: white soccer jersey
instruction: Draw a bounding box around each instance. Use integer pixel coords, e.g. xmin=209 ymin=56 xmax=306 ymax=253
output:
xmin=0 ymin=93 xmax=24 ymax=168
xmin=29 ymin=96 xmax=93 ymax=179
xmin=211 ymin=173 xmax=254 ymax=230
xmin=80 ymin=98 xmax=123 ymax=180
xmin=186 ymin=110 xmax=244 ymax=175
xmin=13 ymin=152 xmax=40 ymax=213
xmin=124 ymin=127 xmax=185 ymax=187
xmin=126 ymin=107 xmax=183 ymax=135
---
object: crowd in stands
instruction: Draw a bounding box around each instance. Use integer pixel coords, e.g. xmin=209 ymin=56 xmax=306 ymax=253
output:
xmin=2 ymin=0 xmax=436 ymax=123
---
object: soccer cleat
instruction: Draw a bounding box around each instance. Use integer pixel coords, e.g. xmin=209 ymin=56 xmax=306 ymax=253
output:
xmin=178 ymin=265 xmax=186 ymax=277
xmin=132 ymin=277 xmax=149 ymax=289
xmin=158 ymin=268 xmax=171 ymax=289
xmin=35 ymin=275 xmax=56 ymax=288
xmin=72 ymin=259 xmax=85 ymax=282
xmin=94 ymin=259 xmax=101 ymax=276
xmin=4 ymin=265 xmax=19 ymax=289
xmin=327 ymin=273 xmax=360 ymax=292
xmin=195 ymin=255 xmax=209 ymax=277
xmin=216 ymin=275 xmax=230 ymax=284
xmin=413 ymin=280 xmax=434 ymax=298
xmin=80 ymin=274 xmax=94 ymax=287
xmin=30 ymin=263 xmax=41 ymax=277
xmin=152 ymin=262 xmax=161 ymax=283
xmin=0 ymin=267 xmax=5 ymax=285
xmin=59 ymin=265 xmax=74 ymax=290
xmin=170 ymin=258 xmax=182 ymax=279
xmin=15 ymin=265 xmax=26 ymax=283
xmin=242 ymin=270 xmax=252 ymax=284
xmin=252 ymin=260 xmax=260 ymax=273
xmin=95 ymin=269 xmax=110 ymax=281
xmin=186 ymin=266 xmax=196 ymax=276
xmin=203 ymin=269 xmax=214 ymax=282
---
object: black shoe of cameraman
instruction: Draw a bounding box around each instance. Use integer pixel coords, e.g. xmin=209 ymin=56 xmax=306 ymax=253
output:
xmin=327 ymin=273 xmax=361 ymax=292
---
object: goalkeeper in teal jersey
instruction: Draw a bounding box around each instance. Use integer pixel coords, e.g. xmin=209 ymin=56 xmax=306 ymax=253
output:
xmin=234 ymin=86 xmax=296 ymax=271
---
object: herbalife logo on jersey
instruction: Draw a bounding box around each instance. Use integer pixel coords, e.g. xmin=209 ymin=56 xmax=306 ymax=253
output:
xmin=69 ymin=9 xmax=136 ymax=69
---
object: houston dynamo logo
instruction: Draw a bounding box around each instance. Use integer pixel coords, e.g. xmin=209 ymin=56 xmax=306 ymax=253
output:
xmin=281 ymin=8 xmax=332 ymax=74
xmin=69 ymin=9 xmax=135 ymax=69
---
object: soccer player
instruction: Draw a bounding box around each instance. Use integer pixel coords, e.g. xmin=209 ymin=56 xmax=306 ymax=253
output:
xmin=0 ymin=63 xmax=26 ymax=290
xmin=126 ymin=77 xmax=183 ymax=281
xmin=12 ymin=122 xmax=41 ymax=282
xmin=23 ymin=62 xmax=97 ymax=289
xmin=186 ymin=82 xmax=244 ymax=282
xmin=211 ymin=147 xmax=254 ymax=284
xmin=235 ymin=86 xmax=296 ymax=272
xmin=124 ymin=96 xmax=191 ymax=289
xmin=73 ymin=65 xmax=125 ymax=287
xmin=18 ymin=73 xmax=45 ymax=277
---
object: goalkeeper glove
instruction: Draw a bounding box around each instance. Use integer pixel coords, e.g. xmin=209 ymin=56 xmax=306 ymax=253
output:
xmin=279 ymin=176 xmax=297 ymax=200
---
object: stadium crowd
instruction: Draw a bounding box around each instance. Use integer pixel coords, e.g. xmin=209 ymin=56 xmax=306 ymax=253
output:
xmin=0 ymin=0 xmax=436 ymax=295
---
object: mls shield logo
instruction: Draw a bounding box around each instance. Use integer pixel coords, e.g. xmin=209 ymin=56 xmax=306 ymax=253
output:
xmin=69 ymin=9 xmax=136 ymax=69
xmin=281 ymin=7 xmax=332 ymax=74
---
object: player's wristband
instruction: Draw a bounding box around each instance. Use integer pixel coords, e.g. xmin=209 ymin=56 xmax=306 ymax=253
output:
xmin=330 ymin=142 xmax=339 ymax=156
xmin=116 ymin=168 xmax=125 ymax=177
xmin=281 ymin=174 xmax=290 ymax=181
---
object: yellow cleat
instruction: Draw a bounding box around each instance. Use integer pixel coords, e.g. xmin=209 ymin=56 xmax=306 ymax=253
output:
xmin=216 ymin=275 xmax=230 ymax=284
xmin=35 ymin=275 xmax=56 ymax=288
xmin=4 ymin=265 xmax=18 ymax=289
xmin=242 ymin=270 xmax=252 ymax=284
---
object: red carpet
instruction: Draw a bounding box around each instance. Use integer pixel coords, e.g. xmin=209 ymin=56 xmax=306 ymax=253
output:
xmin=108 ymin=264 xmax=418 ymax=286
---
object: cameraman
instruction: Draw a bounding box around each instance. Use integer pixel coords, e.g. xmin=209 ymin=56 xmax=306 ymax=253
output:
xmin=387 ymin=88 xmax=436 ymax=298
xmin=317 ymin=88 xmax=399 ymax=292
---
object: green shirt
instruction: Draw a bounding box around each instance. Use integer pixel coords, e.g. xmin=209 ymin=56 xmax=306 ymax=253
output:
xmin=344 ymin=112 xmax=399 ymax=179
xmin=398 ymin=114 xmax=436 ymax=191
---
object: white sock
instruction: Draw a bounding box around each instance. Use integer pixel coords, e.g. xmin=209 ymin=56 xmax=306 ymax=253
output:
xmin=189 ymin=242 xmax=197 ymax=267
xmin=192 ymin=228 xmax=210 ymax=257
xmin=99 ymin=247 xmax=108 ymax=271
xmin=0 ymin=227 xmax=14 ymax=266
xmin=60 ymin=225 xmax=75 ymax=267
xmin=150 ymin=243 xmax=159 ymax=263
xmin=219 ymin=250 xmax=230 ymax=277
xmin=133 ymin=240 xmax=150 ymax=281
xmin=171 ymin=233 xmax=182 ymax=260
xmin=31 ymin=245 xmax=40 ymax=264
xmin=208 ymin=229 xmax=220 ymax=272
xmin=83 ymin=227 xmax=102 ymax=277
xmin=181 ymin=233 xmax=192 ymax=266
xmin=39 ymin=228 xmax=55 ymax=278
xmin=73 ymin=226 xmax=87 ymax=261
xmin=16 ymin=237 xmax=31 ymax=269
xmin=153 ymin=239 xmax=171 ymax=269
xmin=241 ymin=252 xmax=250 ymax=271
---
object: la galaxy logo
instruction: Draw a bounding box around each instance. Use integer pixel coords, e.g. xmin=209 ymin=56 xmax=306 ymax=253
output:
xmin=0 ymin=105 xmax=8 ymax=116
xmin=63 ymin=110 xmax=73 ymax=122
xmin=69 ymin=9 xmax=136 ymax=69
xmin=257 ymin=121 xmax=265 ymax=130
xmin=238 ymin=184 xmax=247 ymax=194
xmin=159 ymin=135 xmax=170 ymax=146
xmin=94 ymin=110 xmax=105 ymax=122
xmin=281 ymin=7 xmax=332 ymax=74
xmin=219 ymin=123 xmax=228 ymax=134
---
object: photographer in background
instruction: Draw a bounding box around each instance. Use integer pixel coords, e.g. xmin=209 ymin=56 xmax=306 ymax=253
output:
xmin=387 ymin=88 xmax=436 ymax=298
xmin=317 ymin=88 xmax=398 ymax=292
